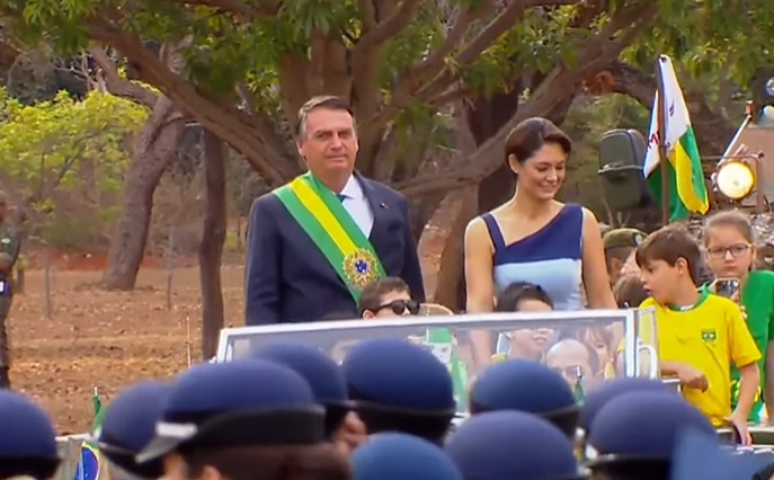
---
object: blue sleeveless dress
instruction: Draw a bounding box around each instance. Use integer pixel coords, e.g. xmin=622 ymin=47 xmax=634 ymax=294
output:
xmin=483 ymin=203 xmax=584 ymax=311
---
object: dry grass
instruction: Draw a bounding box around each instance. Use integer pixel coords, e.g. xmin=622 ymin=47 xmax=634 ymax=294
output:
xmin=9 ymin=266 xmax=245 ymax=434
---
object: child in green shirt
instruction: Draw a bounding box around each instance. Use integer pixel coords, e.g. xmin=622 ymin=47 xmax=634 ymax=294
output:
xmin=704 ymin=210 xmax=774 ymax=423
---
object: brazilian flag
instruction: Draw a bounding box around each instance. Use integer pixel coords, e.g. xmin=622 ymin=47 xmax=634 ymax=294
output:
xmin=72 ymin=389 xmax=104 ymax=480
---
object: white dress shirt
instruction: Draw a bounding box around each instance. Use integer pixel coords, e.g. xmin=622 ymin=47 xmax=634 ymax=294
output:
xmin=339 ymin=175 xmax=374 ymax=237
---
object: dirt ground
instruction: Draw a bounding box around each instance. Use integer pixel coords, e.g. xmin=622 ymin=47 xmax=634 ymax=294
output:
xmin=9 ymin=265 xmax=245 ymax=435
xmin=10 ymin=220 xmax=448 ymax=435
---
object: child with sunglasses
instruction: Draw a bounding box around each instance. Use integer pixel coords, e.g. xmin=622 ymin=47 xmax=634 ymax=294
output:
xmin=359 ymin=277 xmax=420 ymax=319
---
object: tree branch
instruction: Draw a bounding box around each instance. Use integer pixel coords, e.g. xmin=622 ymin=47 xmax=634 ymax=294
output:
xmin=89 ymin=46 xmax=158 ymax=108
xmin=357 ymin=0 xmax=378 ymax=33
xmin=352 ymin=0 xmax=423 ymax=56
xmin=87 ymin=18 xmax=300 ymax=184
xmin=171 ymin=0 xmax=280 ymax=19
xmin=607 ymin=60 xmax=655 ymax=106
xmin=367 ymin=0 xmax=579 ymax=133
xmin=401 ymin=5 xmax=484 ymax=86
xmin=392 ymin=0 xmax=658 ymax=198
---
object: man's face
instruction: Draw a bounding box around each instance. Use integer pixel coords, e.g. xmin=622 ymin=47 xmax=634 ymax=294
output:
xmin=363 ymin=289 xmax=418 ymax=319
xmin=547 ymin=340 xmax=593 ymax=388
xmin=297 ymin=108 xmax=358 ymax=178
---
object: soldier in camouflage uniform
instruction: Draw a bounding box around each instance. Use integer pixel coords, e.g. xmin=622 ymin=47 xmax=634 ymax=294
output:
xmin=0 ymin=191 xmax=19 ymax=388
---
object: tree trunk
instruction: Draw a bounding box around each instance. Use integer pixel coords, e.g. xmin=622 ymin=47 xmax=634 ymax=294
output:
xmin=102 ymin=97 xmax=185 ymax=290
xmin=433 ymin=187 xmax=478 ymax=310
xmin=199 ymin=130 xmax=227 ymax=359
xmin=408 ymin=195 xmax=446 ymax=244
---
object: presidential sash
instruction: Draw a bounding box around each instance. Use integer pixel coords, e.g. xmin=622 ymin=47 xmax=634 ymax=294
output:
xmin=274 ymin=173 xmax=387 ymax=302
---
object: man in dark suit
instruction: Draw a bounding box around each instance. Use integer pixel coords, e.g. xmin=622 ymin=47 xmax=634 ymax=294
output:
xmin=245 ymin=96 xmax=425 ymax=324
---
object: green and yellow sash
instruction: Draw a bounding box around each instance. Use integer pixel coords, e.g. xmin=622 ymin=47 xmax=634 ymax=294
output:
xmin=274 ymin=173 xmax=386 ymax=302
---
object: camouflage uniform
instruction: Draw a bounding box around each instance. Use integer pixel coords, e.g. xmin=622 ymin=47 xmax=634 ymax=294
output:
xmin=0 ymin=193 xmax=19 ymax=389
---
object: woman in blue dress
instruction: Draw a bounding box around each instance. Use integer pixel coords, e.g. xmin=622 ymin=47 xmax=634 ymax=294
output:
xmin=464 ymin=117 xmax=616 ymax=369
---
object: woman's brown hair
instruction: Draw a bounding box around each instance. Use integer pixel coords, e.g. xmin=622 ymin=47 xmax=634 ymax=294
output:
xmin=183 ymin=444 xmax=350 ymax=480
xmin=704 ymin=210 xmax=754 ymax=245
xmin=504 ymin=117 xmax=572 ymax=167
xmin=704 ymin=209 xmax=759 ymax=270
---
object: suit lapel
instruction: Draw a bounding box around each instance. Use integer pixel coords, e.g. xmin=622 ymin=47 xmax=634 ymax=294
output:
xmin=355 ymin=172 xmax=389 ymax=243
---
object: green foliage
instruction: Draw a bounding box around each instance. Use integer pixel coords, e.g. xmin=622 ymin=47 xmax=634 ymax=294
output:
xmin=0 ymin=87 xmax=148 ymax=214
xmin=623 ymin=0 xmax=774 ymax=90
xmin=9 ymin=0 xmax=774 ymax=183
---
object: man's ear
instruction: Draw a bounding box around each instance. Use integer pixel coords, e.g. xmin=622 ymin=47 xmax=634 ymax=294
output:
xmin=362 ymin=310 xmax=375 ymax=319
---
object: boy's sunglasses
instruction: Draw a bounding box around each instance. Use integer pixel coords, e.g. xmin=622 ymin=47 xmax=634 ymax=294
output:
xmin=376 ymin=299 xmax=420 ymax=315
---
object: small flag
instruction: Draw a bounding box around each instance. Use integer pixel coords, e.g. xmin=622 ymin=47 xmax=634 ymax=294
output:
xmin=72 ymin=389 xmax=104 ymax=480
xmin=424 ymin=328 xmax=469 ymax=407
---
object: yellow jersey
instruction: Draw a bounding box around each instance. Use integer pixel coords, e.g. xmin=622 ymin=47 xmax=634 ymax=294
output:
xmin=641 ymin=292 xmax=761 ymax=426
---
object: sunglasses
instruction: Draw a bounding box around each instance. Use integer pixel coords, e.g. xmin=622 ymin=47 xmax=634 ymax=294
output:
xmin=376 ymin=299 xmax=420 ymax=315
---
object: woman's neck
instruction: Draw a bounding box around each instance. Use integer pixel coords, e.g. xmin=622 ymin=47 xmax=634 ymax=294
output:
xmin=508 ymin=188 xmax=553 ymax=219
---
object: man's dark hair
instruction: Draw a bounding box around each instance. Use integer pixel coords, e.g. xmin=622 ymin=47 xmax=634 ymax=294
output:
xmin=613 ymin=274 xmax=649 ymax=308
xmin=358 ymin=277 xmax=411 ymax=315
xmin=296 ymin=96 xmax=355 ymax=140
xmin=182 ymin=444 xmax=349 ymax=480
xmin=495 ymin=281 xmax=554 ymax=312
xmin=635 ymin=226 xmax=701 ymax=284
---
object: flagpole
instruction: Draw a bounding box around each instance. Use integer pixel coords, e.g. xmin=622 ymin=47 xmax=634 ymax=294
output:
xmin=656 ymin=55 xmax=670 ymax=225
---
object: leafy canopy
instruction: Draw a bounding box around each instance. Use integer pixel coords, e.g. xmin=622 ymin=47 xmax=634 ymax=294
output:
xmin=0 ymin=87 xmax=148 ymax=212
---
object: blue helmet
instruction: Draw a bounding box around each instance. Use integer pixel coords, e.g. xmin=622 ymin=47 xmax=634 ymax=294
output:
xmin=0 ymin=390 xmax=59 ymax=480
xmin=352 ymin=433 xmax=462 ymax=480
xmin=253 ymin=342 xmax=351 ymax=437
xmin=470 ymin=359 xmax=579 ymax=438
xmin=586 ymin=391 xmax=714 ymax=466
xmin=446 ymin=411 xmax=584 ymax=480
xmin=97 ymin=380 xmax=171 ymax=478
xmin=136 ymin=359 xmax=324 ymax=463
xmin=342 ymin=339 xmax=455 ymax=443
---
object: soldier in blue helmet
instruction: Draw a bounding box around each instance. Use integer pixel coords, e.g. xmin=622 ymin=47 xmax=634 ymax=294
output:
xmin=351 ymin=433 xmax=462 ymax=480
xmin=136 ymin=360 xmax=350 ymax=480
xmin=579 ymin=378 xmax=669 ymax=435
xmin=341 ymin=338 xmax=456 ymax=444
xmin=585 ymin=391 xmax=715 ymax=480
xmin=445 ymin=411 xmax=585 ymax=480
xmin=469 ymin=359 xmax=579 ymax=438
xmin=252 ymin=343 xmax=352 ymax=436
xmin=95 ymin=380 xmax=171 ymax=480
xmin=0 ymin=390 xmax=59 ymax=480
xmin=341 ymin=339 xmax=456 ymax=443
xmin=252 ymin=342 xmax=366 ymax=455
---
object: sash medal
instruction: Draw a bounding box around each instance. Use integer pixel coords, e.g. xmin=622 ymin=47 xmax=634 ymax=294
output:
xmin=274 ymin=172 xmax=387 ymax=302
